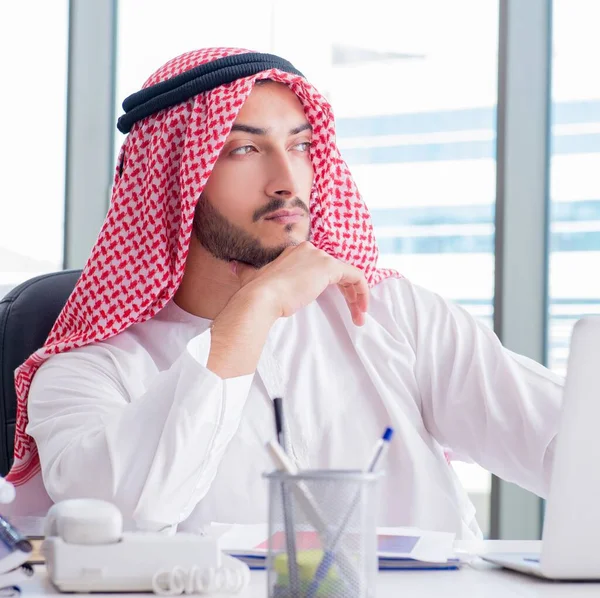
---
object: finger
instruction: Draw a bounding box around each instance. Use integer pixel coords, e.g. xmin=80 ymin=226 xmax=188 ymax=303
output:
xmin=353 ymin=309 xmax=366 ymax=326
xmin=338 ymin=282 xmax=366 ymax=316
xmin=336 ymin=265 xmax=369 ymax=312
xmin=348 ymin=299 xmax=365 ymax=326
xmin=338 ymin=283 xmax=368 ymax=326
xmin=341 ymin=276 xmax=368 ymax=313
xmin=339 ymin=283 xmax=358 ymax=305
xmin=354 ymin=281 xmax=369 ymax=312
xmin=337 ymin=283 xmax=349 ymax=305
xmin=334 ymin=263 xmax=367 ymax=288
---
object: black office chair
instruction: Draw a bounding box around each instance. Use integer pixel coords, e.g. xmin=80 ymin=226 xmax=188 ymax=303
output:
xmin=0 ymin=270 xmax=82 ymax=476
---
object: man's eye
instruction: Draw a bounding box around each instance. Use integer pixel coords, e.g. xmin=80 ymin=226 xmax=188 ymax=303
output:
xmin=293 ymin=141 xmax=312 ymax=152
xmin=230 ymin=145 xmax=256 ymax=155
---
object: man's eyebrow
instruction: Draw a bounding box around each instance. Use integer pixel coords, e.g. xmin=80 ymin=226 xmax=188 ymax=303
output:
xmin=289 ymin=123 xmax=312 ymax=135
xmin=230 ymin=122 xmax=312 ymax=136
xmin=230 ymin=124 xmax=268 ymax=135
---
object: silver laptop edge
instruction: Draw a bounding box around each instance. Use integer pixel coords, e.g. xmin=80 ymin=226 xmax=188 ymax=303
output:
xmin=484 ymin=316 xmax=600 ymax=580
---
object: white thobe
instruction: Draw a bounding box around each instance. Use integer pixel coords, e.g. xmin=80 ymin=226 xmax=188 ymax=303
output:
xmin=24 ymin=278 xmax=564 ymax=540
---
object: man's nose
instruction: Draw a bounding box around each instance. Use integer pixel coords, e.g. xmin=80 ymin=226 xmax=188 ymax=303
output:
xmin=264 ymin=152 xmax=299 ymax=199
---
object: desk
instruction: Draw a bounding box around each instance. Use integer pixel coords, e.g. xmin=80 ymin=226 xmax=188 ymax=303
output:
xmin=17 ymin=542 xmax=600 ymax=597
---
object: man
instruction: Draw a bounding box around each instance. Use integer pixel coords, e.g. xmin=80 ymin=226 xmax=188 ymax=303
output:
xmin=6 ymin=48 xmax=562 ymax=540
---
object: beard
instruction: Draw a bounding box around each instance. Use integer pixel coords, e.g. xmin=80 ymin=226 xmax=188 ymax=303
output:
xmin=192 ymin=194 xmax=310 ymax=269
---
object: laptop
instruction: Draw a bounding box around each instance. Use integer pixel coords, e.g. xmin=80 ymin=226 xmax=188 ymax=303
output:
xmin=483 ymin=316 xmax=600 ymax=579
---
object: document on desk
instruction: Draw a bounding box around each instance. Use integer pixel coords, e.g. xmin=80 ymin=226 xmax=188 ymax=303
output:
xmin=211 ymin=523 xmax=461 ymax=570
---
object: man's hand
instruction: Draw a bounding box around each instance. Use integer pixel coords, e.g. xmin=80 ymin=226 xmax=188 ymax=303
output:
xmin=207 ymin=242 xmax=369 ymax=379
xmin=233 ymin=241 xmax=369 ymax=326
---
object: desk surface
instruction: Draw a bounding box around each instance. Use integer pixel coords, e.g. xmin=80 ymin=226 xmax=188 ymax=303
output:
xmin=18 ymin=542 xmax=600 ymax=597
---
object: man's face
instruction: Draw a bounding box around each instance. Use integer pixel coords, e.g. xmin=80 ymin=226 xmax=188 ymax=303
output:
xmin=193 ymin=81 xmax=314 ymax=268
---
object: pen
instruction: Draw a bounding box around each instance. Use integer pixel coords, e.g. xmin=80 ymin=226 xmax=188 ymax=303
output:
xmin=266 ymin=440 xmax=326 ymax=530
xmin=306 ymin=427 xmax=394 ymax=598
xmin=365 ymin=427 xmax=394 ymax=473
xmin=273 ymin=398 xmax=285 ymax=448
xmin=272 ymin=398 xmax=300 ymax=597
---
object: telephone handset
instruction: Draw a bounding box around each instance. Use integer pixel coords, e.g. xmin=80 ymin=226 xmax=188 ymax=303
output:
xmin=43 ymin=499 xmax=250 ymax=595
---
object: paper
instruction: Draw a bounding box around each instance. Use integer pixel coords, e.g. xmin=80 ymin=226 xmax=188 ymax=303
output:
xmin=211 ymin=523 xmax=458 ymax=568
xmin=0 ymin=564 xmax=34 ymax=592
xmin=377 ymin=526 xmax=455 ymax=563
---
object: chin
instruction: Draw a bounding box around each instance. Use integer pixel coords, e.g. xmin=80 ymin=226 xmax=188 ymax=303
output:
xmin=253 ymin=223 xmax=310 ymax=257
xmin=279 ymin=234 xmax=308 ymax=248
xmin=285 ymin=224 xmax=310 ymax=242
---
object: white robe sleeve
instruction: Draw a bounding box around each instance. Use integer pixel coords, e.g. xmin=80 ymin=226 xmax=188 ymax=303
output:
xmin=397 ymin=281 xmax=564 ymax=498
xmin=25 ymin=330 xmax=253 ymax=531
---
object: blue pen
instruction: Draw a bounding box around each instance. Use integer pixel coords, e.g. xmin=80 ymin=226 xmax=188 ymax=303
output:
xmin=307 ymin=427 xmax=394 ymax=598
xmin=364 ymin=427 xmax=394 ymax=474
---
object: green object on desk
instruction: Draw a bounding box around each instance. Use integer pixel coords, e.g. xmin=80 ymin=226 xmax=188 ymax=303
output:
xmin=274 ymin=549 xmax=339 ymax=581
xmin=273 ymin=550 xmax=343 ymax=597
xmin=273 ymin=576 xmax=342 ymax=598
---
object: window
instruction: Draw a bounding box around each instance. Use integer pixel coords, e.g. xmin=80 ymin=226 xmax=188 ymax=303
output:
xmin=329 ymin=2 xmax=499 ymax=336
xmin=549 ymin=0 xmax=600 ymax=374
xmin=329 ymin=1 xmax=498 ymax=537
xmin=116 ymin=0 xmax=499 ymax=537
xmin=0 ymin=1 xmax=69 ymax=298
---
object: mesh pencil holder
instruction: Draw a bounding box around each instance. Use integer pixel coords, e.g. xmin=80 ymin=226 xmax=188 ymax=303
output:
xmin=264 ymin=470 xmax=382 ymax=598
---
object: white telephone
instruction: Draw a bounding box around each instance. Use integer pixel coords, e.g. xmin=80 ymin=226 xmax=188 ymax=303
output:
xmin=42 ymin=499 xmax=250 ymax=595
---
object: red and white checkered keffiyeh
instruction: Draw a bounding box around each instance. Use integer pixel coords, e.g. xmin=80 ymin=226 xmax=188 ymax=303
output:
xmin=6 ymin=47 xmax=400 ymax=496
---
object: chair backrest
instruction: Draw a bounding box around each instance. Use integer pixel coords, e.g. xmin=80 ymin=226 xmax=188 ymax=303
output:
xmin=0 ymin=270 xmax=81 ymax=475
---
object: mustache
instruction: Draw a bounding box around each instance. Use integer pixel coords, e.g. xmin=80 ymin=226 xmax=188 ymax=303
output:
xmin=252 ymin=197 xmax=309 ymax=222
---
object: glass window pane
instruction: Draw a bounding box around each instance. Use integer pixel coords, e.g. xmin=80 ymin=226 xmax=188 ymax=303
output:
xmin=549 ymin=0 xmax=600 ymax=375
xmin=326 ymin=0 xmax=498 ymax=538
xmin=0 ymin=1 xmax=69 ymax=298
xmin=116 ymin=0 xmax=498 ymax=537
